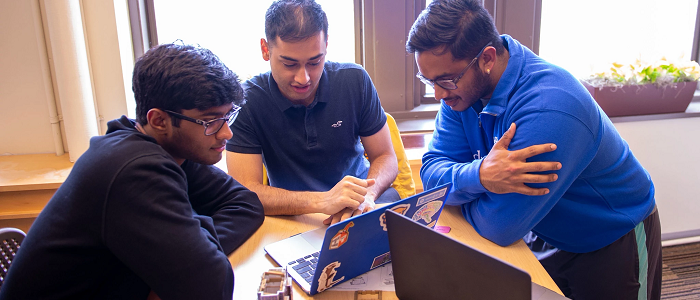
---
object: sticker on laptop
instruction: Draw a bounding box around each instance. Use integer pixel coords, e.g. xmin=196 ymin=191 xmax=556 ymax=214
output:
xmin=378 ymin=204 xmax=411 ymax=231
xmin=370 ymin=251 xmax=392 ymax=270
xmin=329 ymin=221 xmax=354 ymax=250
xmin=317 ymin=261 xmax=345 ymax=293
xmin=349 ymin=276 xmax=367 ymax=286
xmin=412 ymin=200 xmax=443 ymax=224
xmin=416 ymin=187 xmax=447 ymax=207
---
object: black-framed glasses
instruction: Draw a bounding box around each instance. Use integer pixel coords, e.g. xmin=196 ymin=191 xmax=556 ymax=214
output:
xmin=417 ymin=41 xmax=493 ymax=90
xmin=164 ymin=105 xmax=241 ymax=136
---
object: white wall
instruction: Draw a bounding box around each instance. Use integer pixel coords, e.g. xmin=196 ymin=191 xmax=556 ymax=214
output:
xmin=0 ymin=0 xmax=56 ymax=155
xmin=615 ymin=117 xmax=700 ymax=240
xmin=0 ymin=0 xmax=132 ymax=156
xmin=82 ymin=0 xmax=132 ymax=135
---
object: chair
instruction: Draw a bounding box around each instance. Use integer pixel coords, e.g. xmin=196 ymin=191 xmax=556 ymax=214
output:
xmin=0 ymin=228 xmax=26 ymax=288
xmin=383 ymin=113 xmax=416 ymax=199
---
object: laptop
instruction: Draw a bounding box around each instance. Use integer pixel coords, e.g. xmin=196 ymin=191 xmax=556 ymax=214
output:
xmin=385 ymin=209 xmax=570 ymax=300
xmin=265 ymin=183 xmax=452 ymax=295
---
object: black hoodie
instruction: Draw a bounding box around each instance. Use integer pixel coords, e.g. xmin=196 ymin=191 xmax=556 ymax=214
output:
xmin=0 ymin=116 xmax=264 ymax=300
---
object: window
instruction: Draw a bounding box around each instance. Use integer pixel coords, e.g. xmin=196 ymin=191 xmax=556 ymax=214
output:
xmin=539 ymin=0 xmax=699 ymax=79
xmin=131 ymin=0 xmax=436 ymax=120
xmin=131 ymin=0 xmax=700 ymax=131
xmin=151 ymin=0 xmax=356 ymax=80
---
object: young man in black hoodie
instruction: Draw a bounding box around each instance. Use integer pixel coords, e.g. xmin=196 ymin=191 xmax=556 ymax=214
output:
xmin=0 ymin=43 xmax=265 ymax=300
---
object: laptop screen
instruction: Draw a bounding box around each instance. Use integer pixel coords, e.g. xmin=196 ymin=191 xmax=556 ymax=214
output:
xmin=386 ymin=209 xmax=532 ymax=300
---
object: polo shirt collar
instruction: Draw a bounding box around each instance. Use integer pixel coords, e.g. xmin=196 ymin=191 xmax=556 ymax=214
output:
xmin=481 ymin=34 xmax=523 ymax=116
xmin=267 ymin=65 xmax=330 ymax=112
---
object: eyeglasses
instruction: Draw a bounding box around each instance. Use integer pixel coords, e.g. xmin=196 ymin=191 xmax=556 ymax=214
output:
xmin=164 ymin=105 xmax=241 ymax=136
xmin=416 ymin=41 xmax=493 ymax=90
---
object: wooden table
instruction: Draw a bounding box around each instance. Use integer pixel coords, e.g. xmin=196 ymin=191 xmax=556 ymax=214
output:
xmin=0 ymin=153 xmax=74 ymax=232
xmin=228 ymin=205 xmax=563 ymax=299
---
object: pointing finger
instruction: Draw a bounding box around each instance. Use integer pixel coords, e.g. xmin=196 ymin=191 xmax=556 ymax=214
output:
xmin=494 ymin=123 xmax=516 ymax=150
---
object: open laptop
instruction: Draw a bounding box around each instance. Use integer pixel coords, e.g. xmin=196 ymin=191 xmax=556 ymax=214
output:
xmin=385 ymin=209 xmax=570 ymax=300
xmin=265 ymin=183 xmax=451 ymax=295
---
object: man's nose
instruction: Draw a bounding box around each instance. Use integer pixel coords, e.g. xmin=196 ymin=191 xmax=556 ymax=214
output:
xmin=433 ymin=85 xmax=449 ymax=101
xmin=296 ymin=67 xmax=310 ymax=84
xmin=218 ymin=122 xmax=233 ymax=140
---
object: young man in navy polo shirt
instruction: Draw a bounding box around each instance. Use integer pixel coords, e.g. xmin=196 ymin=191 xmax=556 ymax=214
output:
xmin=226 ymin=0 xmax=399 ymax=224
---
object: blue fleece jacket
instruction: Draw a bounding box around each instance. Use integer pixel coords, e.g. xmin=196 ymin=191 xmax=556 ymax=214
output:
xmin=420 ymin=35 xmax=656 ymax=253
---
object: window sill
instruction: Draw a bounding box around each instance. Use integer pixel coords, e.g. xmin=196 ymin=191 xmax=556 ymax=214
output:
xmin=394 ymin=92 xmax=700 ymax=132
xmin=393 ymin=103 xmax=439 ymax=133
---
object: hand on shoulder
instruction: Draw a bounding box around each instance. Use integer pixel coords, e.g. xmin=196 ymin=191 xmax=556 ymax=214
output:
xmin=479 ymin=123 xmax=562 ymax=196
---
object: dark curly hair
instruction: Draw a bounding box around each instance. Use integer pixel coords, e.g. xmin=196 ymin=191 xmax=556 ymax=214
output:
xmin=407 ymin=0 xmax=505 ymax=60
xmin=265 ymin=0 xmax=328 ymax=45
xmin=132 ymin=43 xmax=244 ymax=126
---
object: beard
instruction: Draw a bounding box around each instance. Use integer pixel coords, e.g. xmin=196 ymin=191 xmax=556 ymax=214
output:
xmin=444 ymin=68 xmax=494 ymax=112
xmin=468 ymin=69 xmax=494 ymax=105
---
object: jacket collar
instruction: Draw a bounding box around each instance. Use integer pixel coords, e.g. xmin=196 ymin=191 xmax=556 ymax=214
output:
xmin=480 ymin=34 xmax=524 ymax=117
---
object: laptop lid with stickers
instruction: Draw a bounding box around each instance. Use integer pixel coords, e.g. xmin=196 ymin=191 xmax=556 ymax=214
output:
xmin=310 ymin=183 xmax=451 ymax=295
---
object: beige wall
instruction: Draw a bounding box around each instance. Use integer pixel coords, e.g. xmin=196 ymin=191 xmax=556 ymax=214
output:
xmin=0 ymin=1 xmax=56 ymax=155
xmin=0 ymin=0 xmax=132 ymax=156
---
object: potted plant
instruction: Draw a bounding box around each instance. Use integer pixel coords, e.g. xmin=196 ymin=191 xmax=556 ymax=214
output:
xmin=581 ymin=58 xmax=700 ymax=117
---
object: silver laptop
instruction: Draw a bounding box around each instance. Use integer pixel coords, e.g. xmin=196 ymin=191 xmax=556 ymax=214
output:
xmin=385 ymin=209 xmax=569 ymax=300
xmin=265 ymin=183 xmax=451 ymax=295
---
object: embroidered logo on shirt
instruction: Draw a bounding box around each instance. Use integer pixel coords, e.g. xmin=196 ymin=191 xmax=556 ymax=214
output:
xmin=473 ymin=150 xmax=482 ymax=160
xmin=493 ymin=136 xmax=499 ymax=145
xmin=331 ymin=121 xmax=343 ymax=128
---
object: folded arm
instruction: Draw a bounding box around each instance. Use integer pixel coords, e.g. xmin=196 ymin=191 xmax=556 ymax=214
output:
xmin=421 ymin=109 xmax=559 ymax=206
xmin=426 ymin=110 xmax=596 ymax=246
xmin=184 ymin=162 xmax=264 ymax=254
xmin=103 ymin=156 xmax=239 ymax=300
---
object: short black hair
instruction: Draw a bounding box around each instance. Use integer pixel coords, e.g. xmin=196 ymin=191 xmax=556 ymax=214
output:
xmin=132 ymin=43 xmax=244 ymax=126
xmin=265 ymin=0 xmax=328 ymax=45
xmin=407 ymin=0 xmax=505 ymax=60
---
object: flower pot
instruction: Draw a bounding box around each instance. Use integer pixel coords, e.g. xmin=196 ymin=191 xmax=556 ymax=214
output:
xmin=582 ymin=81 xmax=697 ymax=117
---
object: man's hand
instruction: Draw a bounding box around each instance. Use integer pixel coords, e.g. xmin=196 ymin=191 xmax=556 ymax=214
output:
xmin=479 ymin=123 xmax=562 ymax=196
xmin=318 ymin=176 xmax=375 ymax=225
xmin=322 ymin=197 xmax=377 ymax=225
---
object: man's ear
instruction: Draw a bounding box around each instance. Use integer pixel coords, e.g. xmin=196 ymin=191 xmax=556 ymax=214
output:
xmin=479 ymin=46 xmax=498 ymax=74
xmin=261 ymin=38 xmax=270 ymax=61
xmin=146 ymin=108 xmax=170 ymax=134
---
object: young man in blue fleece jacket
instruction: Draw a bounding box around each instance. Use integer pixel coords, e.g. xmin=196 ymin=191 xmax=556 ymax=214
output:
xmin=0 ymin=44 xmax=264 ymax=300
xmin=407 ymin=0 xmax=660 ymax=299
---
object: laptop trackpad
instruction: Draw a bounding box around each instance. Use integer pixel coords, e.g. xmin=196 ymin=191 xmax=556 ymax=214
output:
xmin=300 ymin=227 xmax=326 ymax=249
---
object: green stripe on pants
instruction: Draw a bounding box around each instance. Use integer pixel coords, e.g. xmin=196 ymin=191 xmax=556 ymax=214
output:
xmin=635 ymin=221 xmax=648 ymax=300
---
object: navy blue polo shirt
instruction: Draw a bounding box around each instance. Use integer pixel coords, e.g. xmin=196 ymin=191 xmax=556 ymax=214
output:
xmin=226 ymin=61 xmax=387 ymax=192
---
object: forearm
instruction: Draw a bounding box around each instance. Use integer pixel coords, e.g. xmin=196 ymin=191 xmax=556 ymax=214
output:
xmin=246 ymin=182 xmax=324 ymax=215
xmin=463 ymin=112 xmax=596 ymax=246
xmin=207 ymin=197 xmax=264 ymax=254
xmin=185 ymin=165 xmax=265 ymax=254
xmin=365 ymin=153 xmax=398 ymax=201
xmin=421 ymin=154 xmax=486 ymax=205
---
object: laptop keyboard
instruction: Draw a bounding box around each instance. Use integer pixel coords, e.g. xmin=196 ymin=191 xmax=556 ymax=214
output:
xmin=287 ymin=251 xmax=320 ymax=283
